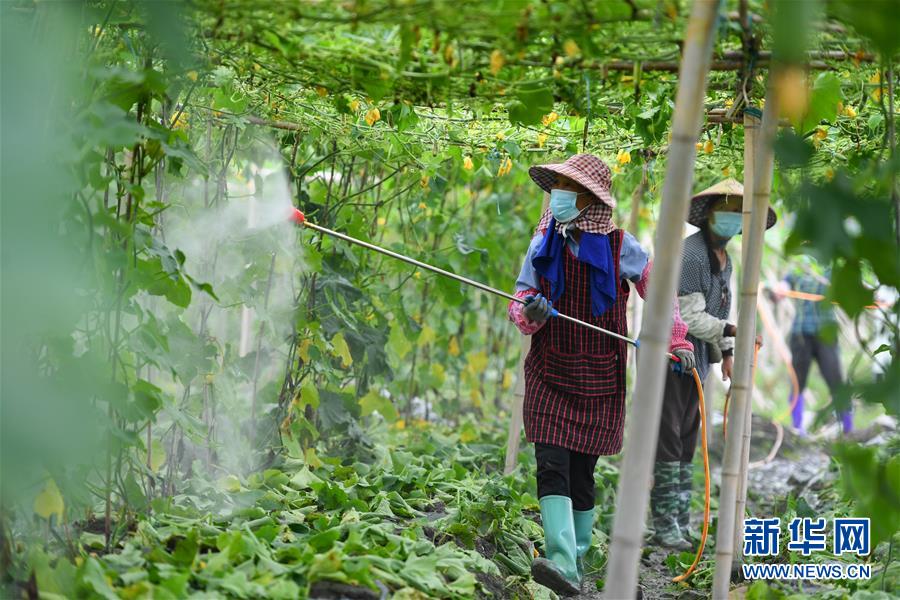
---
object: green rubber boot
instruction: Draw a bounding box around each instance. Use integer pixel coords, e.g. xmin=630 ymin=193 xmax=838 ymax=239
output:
xmin=573 ymin=508 xmax=594 ymax=581
xmin=650 ymin=462 xmax=691 ymax=551
xmin=678 ymin=462 xmax=694 ymax=545
xmin=531 ymin=495 xmax=581 ymax=596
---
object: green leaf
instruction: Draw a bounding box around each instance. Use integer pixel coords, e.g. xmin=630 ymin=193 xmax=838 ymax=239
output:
xmin=797 ymin=72 xmax=842 ymax=134
xmin=828 ymin=0 xmax=900 ymax=55
xmin=388 ymin=320 xmax=412 ymax=360
xmin=359 ymin=389 xmax=398 ymax=421
xmin=299 ymin=382 xmax=320 ymax=410
xmin=508 ymin=86 xmax=554 ymax=126
xmin=834 ymin=443 xmax=900 ymax=547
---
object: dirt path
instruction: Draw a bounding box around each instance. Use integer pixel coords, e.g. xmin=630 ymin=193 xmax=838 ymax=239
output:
xmin=582 ymin=415 xmax=836 ymax=600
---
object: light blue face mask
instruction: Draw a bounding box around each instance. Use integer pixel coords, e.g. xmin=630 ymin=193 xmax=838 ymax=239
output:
xmin=710 ymin=211 xmax=743 ymax=238
xmin=549 ymin=188 xmax=587 ymax=223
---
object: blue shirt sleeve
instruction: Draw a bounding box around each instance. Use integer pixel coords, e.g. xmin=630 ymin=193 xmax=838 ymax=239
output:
xmin=515 ymin=234 xmax=545 ymax=292
xmin=619 ymin=231 xmax=650 ymax=282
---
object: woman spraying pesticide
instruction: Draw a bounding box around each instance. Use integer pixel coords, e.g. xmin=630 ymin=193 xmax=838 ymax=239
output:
xmin=507 ymin=154 xmax=695 ymax=595
xmin=650 ymin=179 xmax=774 ymax=551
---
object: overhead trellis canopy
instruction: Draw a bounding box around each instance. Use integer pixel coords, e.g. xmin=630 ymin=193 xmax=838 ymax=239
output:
xmin=195 ymin=0 xmax=874 ymax=125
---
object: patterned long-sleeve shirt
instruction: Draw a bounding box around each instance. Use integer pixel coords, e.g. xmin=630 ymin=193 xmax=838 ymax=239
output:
xmin=786 ymin=271 xmax=835 ymax=335
xmin=676 ymin=231 xmax=733 ymax=381
xmin=508 ymin=231 xmax=693 ymax=352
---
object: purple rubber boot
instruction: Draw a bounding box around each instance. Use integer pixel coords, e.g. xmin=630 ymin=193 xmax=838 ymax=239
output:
xmin=790 ymin=392 xmax=805 ymax=434
xmin=840 ymin=411 xmax=854 ymax=434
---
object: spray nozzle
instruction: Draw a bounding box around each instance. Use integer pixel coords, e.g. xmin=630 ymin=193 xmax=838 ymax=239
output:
xmin=289 ymin=208 xmax=306 ymax=225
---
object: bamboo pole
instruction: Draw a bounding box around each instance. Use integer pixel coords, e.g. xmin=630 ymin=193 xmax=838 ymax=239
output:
xmin=732 ymin=108 xmax=761 ymax=560
xmin=504 ymin=192 xmax=550 ymax=475
xmin=712 ymin=83 xmax=779 ymax=599
xmin=603 ymin=1 xmax=720 ymax=597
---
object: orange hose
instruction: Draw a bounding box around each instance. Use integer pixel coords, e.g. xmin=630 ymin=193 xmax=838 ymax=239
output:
xmin=780 ymin=288 xmax=889 ymax=309
xmin=672 ymin=367 xmax=710 ymax=583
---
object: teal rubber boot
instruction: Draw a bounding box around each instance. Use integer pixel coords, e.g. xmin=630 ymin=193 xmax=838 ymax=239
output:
xmin=531 ymin=495 xmax=581 ymax=596
xmin=678 ymin=462 xmax=694 ymax=545
xmin=573 ymin=508 xmax=594 ymax=581
xmin=650 ymin=461 xmax=691 ymax=551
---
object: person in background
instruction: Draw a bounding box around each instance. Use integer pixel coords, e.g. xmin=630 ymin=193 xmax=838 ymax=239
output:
xmin=651 ymin=179 xmax=775 ymax=551
xmin=507 ymin=154 xmax=695 ymax=595
xmin=774 ymin=259 xmax=852 ymax=434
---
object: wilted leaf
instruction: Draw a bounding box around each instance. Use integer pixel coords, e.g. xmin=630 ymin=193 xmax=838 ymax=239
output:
xmin=331 ymin=332 xmax=353 ymax=367
xmin=34 ymin=478 xmax=64 ymax=521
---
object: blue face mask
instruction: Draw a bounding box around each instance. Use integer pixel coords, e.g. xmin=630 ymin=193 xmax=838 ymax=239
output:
xmin=710 ymin=211 xmax=743 ymax=238
xmin=549 ymin=188 xmax=587 ymax=223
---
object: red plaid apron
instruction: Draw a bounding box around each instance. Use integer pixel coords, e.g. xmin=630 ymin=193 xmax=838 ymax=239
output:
xmin=523 ymin=229 xmax=630 ymax=456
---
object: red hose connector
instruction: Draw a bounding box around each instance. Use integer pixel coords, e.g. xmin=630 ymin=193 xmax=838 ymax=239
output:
xmin=289 ymin=208 xmax=306 ymax=225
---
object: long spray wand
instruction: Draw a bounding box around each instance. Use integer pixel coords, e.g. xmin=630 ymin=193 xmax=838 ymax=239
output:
xmin=288 ymin=208 xmax=682 ymax=363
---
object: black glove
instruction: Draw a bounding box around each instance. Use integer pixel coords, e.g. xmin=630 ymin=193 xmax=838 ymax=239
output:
xmin=671 ymin=348 xmax=696 ymax=374
xmin=523 ymin=294 xmax=553 ymax=323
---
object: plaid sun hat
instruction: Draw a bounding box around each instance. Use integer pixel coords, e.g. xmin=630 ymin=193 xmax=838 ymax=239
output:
xmin=688 ymin=178 xmax=777 ymax=229
xmin=530 ymin=154 xmax=617 ymax=235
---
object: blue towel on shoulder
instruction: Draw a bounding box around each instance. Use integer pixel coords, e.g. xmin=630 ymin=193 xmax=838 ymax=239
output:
xmin=532 ymin=219 xmax=617 ymax=317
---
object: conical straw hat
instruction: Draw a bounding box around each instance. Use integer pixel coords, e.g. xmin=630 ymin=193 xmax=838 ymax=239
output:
xmin=687 ymin=178 xmax=777 ymax=229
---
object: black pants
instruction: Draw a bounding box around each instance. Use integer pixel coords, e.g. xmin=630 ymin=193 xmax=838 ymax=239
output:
xmin=656 ymin=368 xmax=701 ymax=463
xmin=789 ymin=333 xmax=843 ymax=394
xmin=535 ymin=443 xmax=600 ymax=511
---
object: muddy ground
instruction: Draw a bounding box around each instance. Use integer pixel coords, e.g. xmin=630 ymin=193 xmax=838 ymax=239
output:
xmin=569 ymin=413 xmax=889 ymax=600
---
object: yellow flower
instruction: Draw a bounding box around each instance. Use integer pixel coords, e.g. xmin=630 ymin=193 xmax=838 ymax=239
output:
xmin=377 ymin=216 xmax=387 ymax=226
xmin=554 ymin=56 xmax=565 ymax=67
xmin=393 ymin=419 xmax=406 ymax=430
xmin=418 ymin=200 xmax=427 ymax=208
xmin=612 ymin=165 xmax=622 ymax=174
xmin=814 ymin=128 xmax=827 ymax=141
xmin=722 ymin=166 xmax=730 ymax=177
xmin=316 ymin=86 xmax=328 ymax=98
xmin=616 ymin=150 xmax=631 ymax=165
xmin=414 ymin=271 xmax=421 ymax=279
xmin=497 ymin=156 xmax=513 ymax=177
xmin=537 ymin=133 xmax=548 ymax=148
xmin=349 ymin=99 xmax=360 ymax=112
xmin=703 ymin=140 xmax=714 ymax=154
xmin=542 ymin=111 xmax=559 ymax=126
xmin=695 ymin=142 xmax=703 ymax=150
xmin=365 ymin=107 xmax=381 ymax=126
xmin=419 ymin=176 xmax=429 ymax=190
xmin=463 ymin=156 xmax=474 ymax=171
xmin=172 ymin=111 xmax=190 ymax=130
xmin=843 ymin=105 xmax=857 ymax=118
xmin=489 ymin=49 xmax=505 ymax=75
xmin=496 ymin=131 xmax=506 ymax=141
xmin=724 ymin=98 xmax=734 ymax=108
xmin=563 ymin=39 xmax=581 ymax=57
xmin=448 ymin=337 xmax=460 ymax=357
xmin=186 ymin=70 xmax=198 ymax=82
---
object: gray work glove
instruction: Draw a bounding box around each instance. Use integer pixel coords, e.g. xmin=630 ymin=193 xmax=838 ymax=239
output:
xmin=672 ymin=348 xmax=696 ymax=374
xmin=523 ymin=294 xmax=553 ymax=323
